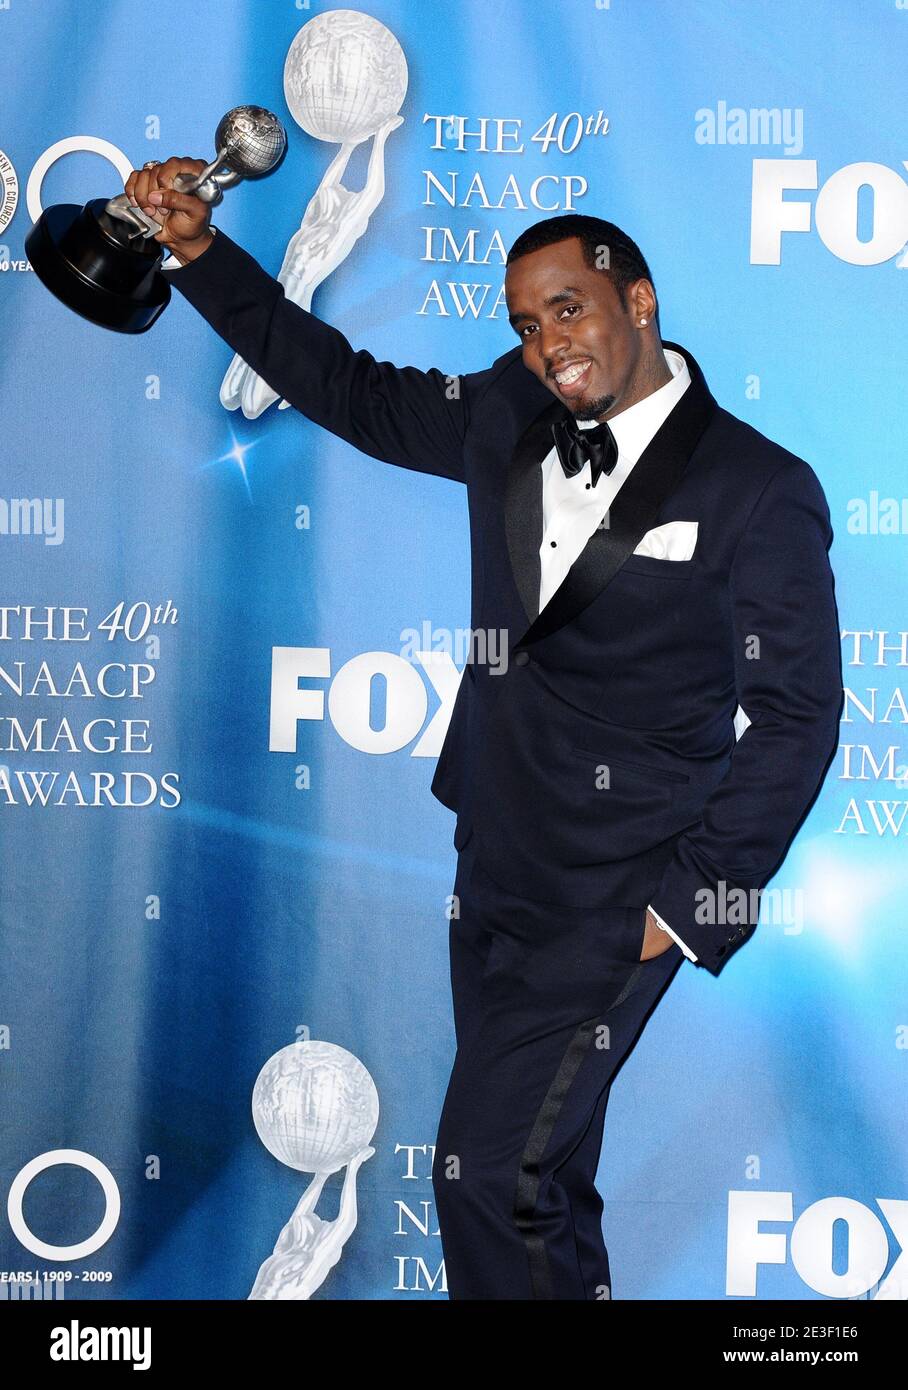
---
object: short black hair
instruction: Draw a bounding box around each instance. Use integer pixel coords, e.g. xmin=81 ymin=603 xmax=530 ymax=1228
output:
xmin=506 ymin=214 xmax=658 ymax=323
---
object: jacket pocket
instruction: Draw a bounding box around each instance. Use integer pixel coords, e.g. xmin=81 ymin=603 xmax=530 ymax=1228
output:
xmin=570 ymin=747 xmax=690 ymax=785
xmin=617 ymin=555 xmax=695 ymax=580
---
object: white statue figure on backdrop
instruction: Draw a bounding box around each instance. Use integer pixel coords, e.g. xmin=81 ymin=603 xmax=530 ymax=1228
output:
xmin=248 ymin=1040 xmax=379 ymax=1301
xmin=220 ymin=9 xmax=408 ymax=419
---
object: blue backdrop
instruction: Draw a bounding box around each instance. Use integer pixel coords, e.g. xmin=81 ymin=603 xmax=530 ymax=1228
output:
xmin=1 ymin=0 xmax=906 ymax=1301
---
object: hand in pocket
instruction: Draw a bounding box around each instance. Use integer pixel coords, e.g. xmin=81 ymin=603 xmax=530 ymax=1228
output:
xmin=639 ymin=907 xmax=676 ymax=961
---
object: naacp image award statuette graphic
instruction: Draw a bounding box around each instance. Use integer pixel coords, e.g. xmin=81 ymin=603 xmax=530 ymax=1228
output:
xmin=25 ymin=105 xmax=287 ymax=334
xmin=248 ymin=1041 xmax=379 ymax=1300
xmin=221 ymin=8 xmax=408 ymax=418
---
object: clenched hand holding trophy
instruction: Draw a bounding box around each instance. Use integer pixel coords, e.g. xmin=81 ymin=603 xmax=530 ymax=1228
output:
xmin=25 ymin=105 xmax=287 ymax=333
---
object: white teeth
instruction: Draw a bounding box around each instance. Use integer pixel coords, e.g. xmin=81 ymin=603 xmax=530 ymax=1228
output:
xmin=555 ymin=360 xmax=590 ymax=385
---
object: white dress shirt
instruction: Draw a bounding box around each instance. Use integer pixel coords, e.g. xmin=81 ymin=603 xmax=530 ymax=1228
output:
xmin=537 ymin=348 xmax=699 ymax=963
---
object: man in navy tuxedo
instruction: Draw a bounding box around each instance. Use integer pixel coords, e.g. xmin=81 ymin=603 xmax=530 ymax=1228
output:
xmin=130 ymin=160 xmax=842 ymax=1300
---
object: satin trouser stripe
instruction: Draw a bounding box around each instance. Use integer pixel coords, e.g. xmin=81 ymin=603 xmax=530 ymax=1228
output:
xmin=512 ymin=962 xmax=645 ymax=1298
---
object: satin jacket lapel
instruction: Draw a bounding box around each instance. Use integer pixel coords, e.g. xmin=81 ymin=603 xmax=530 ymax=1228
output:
xmin=504 ymin=397 xmax=563 ymax=626
xmin=504 ymin=342 xmax=718 ymax=647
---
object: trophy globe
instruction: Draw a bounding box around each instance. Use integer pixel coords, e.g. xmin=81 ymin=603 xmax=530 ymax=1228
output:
xmin=210 ymin=106 xmax=288 ymax=188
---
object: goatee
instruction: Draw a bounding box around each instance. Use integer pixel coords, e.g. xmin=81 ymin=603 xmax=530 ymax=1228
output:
xmin=573 ymin=393 xmax=616 ymax=421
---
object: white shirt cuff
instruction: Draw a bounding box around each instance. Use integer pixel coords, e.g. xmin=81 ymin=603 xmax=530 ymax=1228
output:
xmin=647 ymin=903 xmax=698 ymax=962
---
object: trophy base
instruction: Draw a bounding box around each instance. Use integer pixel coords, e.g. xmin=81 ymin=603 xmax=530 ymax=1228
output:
xmin=25 ymin=199 xmax=171 ymax=334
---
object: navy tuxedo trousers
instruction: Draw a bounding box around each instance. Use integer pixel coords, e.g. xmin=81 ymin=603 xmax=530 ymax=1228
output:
xmin=432 ymin=831 xmax=684 ymax=1300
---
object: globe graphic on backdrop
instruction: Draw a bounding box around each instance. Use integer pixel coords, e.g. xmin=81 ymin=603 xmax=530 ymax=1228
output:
xmin=252 ymin=1041 xmax=379 ymax=1175
xmin=214 ymin=105 xmax=288 ymax=178
xmin=284 ymin=9 xmax=408 ymax=145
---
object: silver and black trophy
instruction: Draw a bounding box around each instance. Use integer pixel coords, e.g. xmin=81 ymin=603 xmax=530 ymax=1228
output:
xmin=25 ymin=105 xmax=287 ymax=333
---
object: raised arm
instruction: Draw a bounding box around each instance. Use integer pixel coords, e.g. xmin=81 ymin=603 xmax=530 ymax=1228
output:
xmin=125 ymin=157 xmax=469 ymax=483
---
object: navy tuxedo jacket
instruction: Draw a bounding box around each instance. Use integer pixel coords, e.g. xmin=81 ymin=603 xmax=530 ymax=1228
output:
xmin=167 ymin=230 xmax=843 ymax=976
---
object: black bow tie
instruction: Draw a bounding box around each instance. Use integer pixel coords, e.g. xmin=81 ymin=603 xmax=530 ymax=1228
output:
xmin=551 ymin=415 xmax=619 ymax=487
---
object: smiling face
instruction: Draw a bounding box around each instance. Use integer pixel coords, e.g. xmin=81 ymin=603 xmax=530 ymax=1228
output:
xmin=505 ymin=236 xmax=663 ymax=421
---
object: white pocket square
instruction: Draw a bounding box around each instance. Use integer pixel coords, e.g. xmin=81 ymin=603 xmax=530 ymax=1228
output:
xmin=633 ymin=520 xmax=698 ymax=561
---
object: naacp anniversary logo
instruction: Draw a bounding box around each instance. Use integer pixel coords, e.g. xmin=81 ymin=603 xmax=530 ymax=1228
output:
xmin=0 ymin=147 xmax=18 ymax=239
